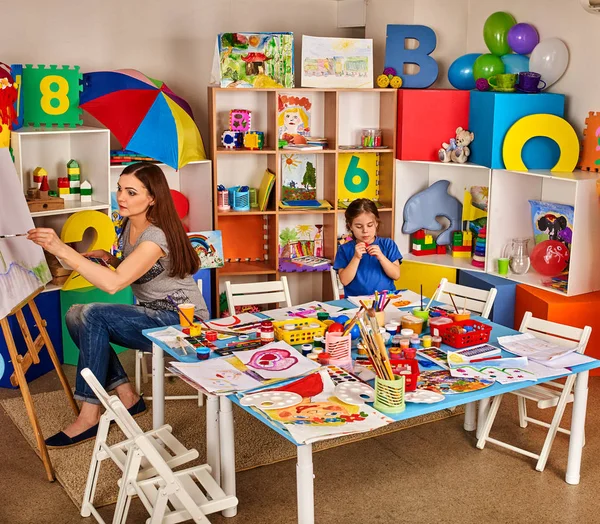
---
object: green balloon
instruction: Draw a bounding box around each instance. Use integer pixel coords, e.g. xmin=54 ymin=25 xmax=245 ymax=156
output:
xmin=483 ymin=11 xmax=517 ymax=56
xmin=473 ymin=53 xmax=505 ymax=80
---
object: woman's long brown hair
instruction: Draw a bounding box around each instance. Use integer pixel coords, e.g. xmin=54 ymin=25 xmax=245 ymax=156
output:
xmin=119 ymin=162 xmax=199 ymax=278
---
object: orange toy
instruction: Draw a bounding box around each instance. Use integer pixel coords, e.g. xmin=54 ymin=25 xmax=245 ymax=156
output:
xmin=578 ymin=111 xmax=600 ymax=172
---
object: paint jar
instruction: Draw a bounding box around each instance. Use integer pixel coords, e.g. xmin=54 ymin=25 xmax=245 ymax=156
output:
xmin=392 ymin=334 xmax=403 ymax=347
xmin=196 ymin=347 xmax=210 ymax=361
xmin=429 ymin=316 xmax=454 ymax=336
xmin=260 ymin=321 xmax=274 ymax=344
xmin=357 ymin=342 xmax=367 ymax=355
xmin=301 ymin=343 xmax=313 ymax=356
xmin=313 ymin=336 xmax=324 ymax=349
xmin=317 ymin=312 xmax=330 ymax=322
xmin=421 ymin=335 xmax=432 ymax=348
xmin=412 ymin=308 xmax=430 ymax=327
xmin=318 ymin=352 xmax=331 ymax=365
xmin=189 ymin=324 xmax=202 ymax=337
xmin=403 ymin=347 xmax=417 ymax=359
xmin=399 ymin=338 xmax=410 ymax=351
xmin=308 ymin=323 xmax=321 ymax=330
xmin=307 ymin=353 xmax=319 ymax=362
xmin=432 ymin=336 xmax=442 ymax=348
xmin=400 ymin=328 xmax=414 ymax=338
xmin=401 ymin=315 xmax=424 ymax=335
xmin=385 ymin=323 xmax=398 ymax=338
xmin=311 ymin=347 xmax=324 ymax=355
xmin=450 ymin=310 xmax=471 ymax=322
xmin=380 ymin=328 xmax=391 ymax=346
xmin=283 ymin=324 xmax=295 ymax=331
xmin=361 ymin=128 xmax=382 ymax=148
xmin=409 ymin=336 xmax=421 ymax=349
xmin=389 ymin=346 xmax=403 ymax=359
xmin=205 ymin=330 xmax=218 ymax=342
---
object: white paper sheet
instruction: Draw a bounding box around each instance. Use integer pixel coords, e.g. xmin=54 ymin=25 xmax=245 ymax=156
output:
xmin=205 ymin=313 xmax=264 ymax=331
xmin=261 ymin=301 xmax=343 ymax=321
xmin=233 ymin=341 xmax=320 ymax=379
xmin=170 ymin=359 xmax=262 ymax=393
xmin=498 ymin=333 xmax=580 ymax=362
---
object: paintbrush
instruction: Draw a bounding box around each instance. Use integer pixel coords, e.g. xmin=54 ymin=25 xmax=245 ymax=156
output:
xmin=365 ymin=307 xmax=394 ymax=379
xmin=420 ymin=284 xmax=423 ymax=311
xmin=424 ymin=282 xmax=442 ymax=312
xmin=448 ymin=292 xmax=459 ymax=314
xmin=342 ymin=306 xmax=364 ymax=336
xmin=0 ymin=233 xmax=28 ymax=239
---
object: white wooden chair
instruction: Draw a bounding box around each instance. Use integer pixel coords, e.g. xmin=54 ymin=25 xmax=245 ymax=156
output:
xmin=433 ymin=278 xmax=497 ymax=432
xmin=79 ymin=368 xmax=199 ymax=523
xmin=225 ymin=276 xmax=292 ymax=313
xmin=135 ymin=280 xmax=204 ymax=405
xmin=476 ymin=313 xmax=592 ymax=472
xmin=330 ymin=268 xmax=342 ymax=301
xmin=111 ymin=398 xmax=237 ymax=524
xmin=433 ymin=278 xmax=497 ymax=319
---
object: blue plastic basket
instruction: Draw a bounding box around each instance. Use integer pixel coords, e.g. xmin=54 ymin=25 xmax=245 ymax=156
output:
xmin=228 ymin=186 xmax=250 ymax=211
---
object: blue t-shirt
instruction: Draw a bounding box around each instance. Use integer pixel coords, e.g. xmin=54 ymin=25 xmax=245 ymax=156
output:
xmin=333 ymin=237 xmax=402 ymax=296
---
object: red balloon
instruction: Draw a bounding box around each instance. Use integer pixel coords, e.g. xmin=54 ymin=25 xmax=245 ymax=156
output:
xmin=327 ymin=322 xmax=345 ymax=333
xmin=531 ymin=240 xmax=570 ymax=277
xmin=170 ymin=189 xmax=189 ymax=219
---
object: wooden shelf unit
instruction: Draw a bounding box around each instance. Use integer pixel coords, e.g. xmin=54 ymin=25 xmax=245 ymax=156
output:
xmin=208 ymin=86 xmax=397 ymax=310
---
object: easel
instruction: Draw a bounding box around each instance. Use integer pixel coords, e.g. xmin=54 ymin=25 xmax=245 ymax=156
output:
xmin=0 ymin=287 xmax=79 ymax=481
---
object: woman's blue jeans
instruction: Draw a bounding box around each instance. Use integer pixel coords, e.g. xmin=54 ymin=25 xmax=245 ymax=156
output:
xmin=66 ymin=303 xmax=179 ymax=405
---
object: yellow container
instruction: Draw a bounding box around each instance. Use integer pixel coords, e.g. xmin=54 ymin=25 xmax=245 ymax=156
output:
xmin=450 ymin=311 xmax=471 ymax=322
xmin=273 ymin=318 xmax=327 ymax=344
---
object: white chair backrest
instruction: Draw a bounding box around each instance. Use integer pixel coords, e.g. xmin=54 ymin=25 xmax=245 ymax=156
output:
xmin=330 ymin=268 xmax=342 ymax=301
xmin=518 ymin=312 xmax=592 ymax=354
xmin=433 ymin=278 xmax=497 ymax=319
xmin=81 ymin=368 xmax=145 ymax=438
xmin=225 ymin=276 xmax=292 ymax=312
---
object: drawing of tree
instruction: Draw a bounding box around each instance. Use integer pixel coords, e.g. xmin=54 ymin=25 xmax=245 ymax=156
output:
xmin=302 ymin=161 xmax=316 ymax=189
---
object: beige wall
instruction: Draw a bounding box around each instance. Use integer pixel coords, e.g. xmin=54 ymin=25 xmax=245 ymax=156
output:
xmin=1 ymin=0 xmax=358 ymax=141
xmin=366 ymin=0 xmax=600 ymax=132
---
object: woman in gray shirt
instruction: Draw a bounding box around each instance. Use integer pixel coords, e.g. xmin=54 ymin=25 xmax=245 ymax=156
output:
xmin=28 ymin=162 xmax=208 ymax=448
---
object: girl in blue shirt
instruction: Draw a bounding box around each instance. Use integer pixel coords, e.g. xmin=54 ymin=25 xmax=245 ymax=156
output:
xmin=333 ymin=198 xmax=402 ymax=296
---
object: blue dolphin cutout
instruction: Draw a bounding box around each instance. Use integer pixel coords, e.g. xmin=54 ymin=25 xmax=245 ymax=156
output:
xmin=402 ymin=180 xmax=463 ymax=246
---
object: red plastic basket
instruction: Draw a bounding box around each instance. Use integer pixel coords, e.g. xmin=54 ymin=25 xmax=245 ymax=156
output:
xmin=436 ymin=319 xmax=492 ymax=349
xmin=390 ymin=359 xmax=420 ymax=391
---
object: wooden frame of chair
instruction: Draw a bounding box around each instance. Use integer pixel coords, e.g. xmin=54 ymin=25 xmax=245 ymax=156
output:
xmin=433 ymin=277 xmax=498 ymax=432
xmin=225 ymin=276 xmax=292 ymax=313
xmin=110 ymin=398 xmax=238 ymax=524
xmin=134 ymin=280 xmax=204 ymax=405
xmin=475 ymin=312 xmax=592 ymax=472
xmin=433 ymin=277 xmax=498 ymax=318
xmin=79 ymin=368 xmax=199 ymax=523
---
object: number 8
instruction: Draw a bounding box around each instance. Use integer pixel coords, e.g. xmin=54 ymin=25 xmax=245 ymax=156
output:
xmin=40 ymin=75 xmax=70 ymax=115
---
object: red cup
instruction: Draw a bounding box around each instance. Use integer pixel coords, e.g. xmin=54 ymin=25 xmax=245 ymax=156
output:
xmin=205 ymin=330 xmax=218 ymax=342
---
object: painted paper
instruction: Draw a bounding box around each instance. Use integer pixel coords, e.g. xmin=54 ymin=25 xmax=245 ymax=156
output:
xmin=301 ymin=35 xmax=373 ymax=88
xmin=417 ymin=370 xmax=494 ymax=395
xmin=188 ymin=231 xmax=224 ymax=269
xmin=217 ymin=32 xmax=294 ymax=88
xmin=281 ymin=154 xmax=317 ymax=201
xmin=205 ymin=312 xmax=264 ymax=331
xmin=170 ymin=359 xmax=262 ymax=393
xmin=0 ymin=148 xmax=51 ymax=319
xmin=278 ymin=94 xmax=311 ymax=144
xmin=262 ymin=301 xmax=343 ymax=321
xmin=234 ymin=341 xmax=319 ymax=379
xmin=279 ymin=224 xmax=324 ymax=259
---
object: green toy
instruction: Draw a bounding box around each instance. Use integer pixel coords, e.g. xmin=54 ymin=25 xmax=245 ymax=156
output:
xmin=21 ymin=64 xmax=83 ymax=127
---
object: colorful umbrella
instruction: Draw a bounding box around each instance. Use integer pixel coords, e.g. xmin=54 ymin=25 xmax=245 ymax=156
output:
xmin=80 ymin=69 xmax=206 ymax=169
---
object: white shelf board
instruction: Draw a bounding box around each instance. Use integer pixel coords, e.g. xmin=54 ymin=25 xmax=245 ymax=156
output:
xmin=402 ymin=252 xmax=485 ymax=272
xmin=109 ymin=159 xmax=211 ymax=170
xmin=14 ymin=126 xmax=108 ymax=136
xmin=400 ymin=160 xmax=490 ymax=170
xmin=493 ymin=168 xmax=600 ymax=182
xmin=31 ymin=200 xmax=110 ymax=217
xmin=487 ymin=270 xmax=568 ymax=297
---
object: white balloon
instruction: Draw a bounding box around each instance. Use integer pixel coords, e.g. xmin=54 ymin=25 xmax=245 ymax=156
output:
xmin=529 ymin=38 xmax=569 ymax=89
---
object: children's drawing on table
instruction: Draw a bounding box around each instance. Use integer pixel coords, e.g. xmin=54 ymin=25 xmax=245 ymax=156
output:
xmin=417 ymin=370 xmax=494 ymax=395
xmin=234 ymin=341 xmax=319 ymax=379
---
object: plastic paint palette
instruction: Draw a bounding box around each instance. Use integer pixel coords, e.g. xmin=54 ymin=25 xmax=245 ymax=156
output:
xmin=334 ymin=382 xmax=375 ymax=405
xmin=405 ymin=390 xmax=445 ymax=404
xmin=240 ymin=391 xmax=303 ymax=410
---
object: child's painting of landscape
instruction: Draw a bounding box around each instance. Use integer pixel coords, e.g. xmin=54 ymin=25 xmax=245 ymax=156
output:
xmin=281 ymin=154 xmax=317 ymax=201
xmin=0 ymin=148 xmax=51 ymax=319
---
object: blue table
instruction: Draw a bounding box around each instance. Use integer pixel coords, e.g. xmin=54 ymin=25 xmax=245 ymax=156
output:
xmin=144 ymin=304 xmax=600 ymax=524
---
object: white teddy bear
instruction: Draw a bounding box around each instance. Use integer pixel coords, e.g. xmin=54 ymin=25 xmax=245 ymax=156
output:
xmin=438 ymin=127 xmax=475 ymax=164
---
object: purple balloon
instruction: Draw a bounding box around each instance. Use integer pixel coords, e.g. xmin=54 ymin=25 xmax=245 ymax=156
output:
xmin=507 ymin=23 xmax=539 ymax=55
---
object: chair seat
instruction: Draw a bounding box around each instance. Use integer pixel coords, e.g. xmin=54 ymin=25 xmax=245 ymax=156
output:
xmin=511 ymin=384 xmax=573 ymax=409
xmin=136 ymin=464 xmax=238 ymax=523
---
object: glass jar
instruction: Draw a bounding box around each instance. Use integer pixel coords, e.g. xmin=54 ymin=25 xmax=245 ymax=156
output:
xmin=361 ymin=128 xmax=382 ymax=148
xmin=504 ymin=238 xmax=531 ymax=275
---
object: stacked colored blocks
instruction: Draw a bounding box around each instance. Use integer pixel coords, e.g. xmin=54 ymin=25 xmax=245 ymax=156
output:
xmin=472 ymin=227 xmax=486 ymax=269
xmin=63 ymin=159 xmax=81 ymax=200
xmin=451 ymin=231 xmax=472 ymax=258
xmin=514 ymin=284 xmax=600 ymax=374
xmin=410 ymin=229 xmax=445 ymax=256
xmin=468 ymin=91 xmax=565 ymax=169
xmin=397 ymin=89 xmax=470 ymax=161
xmin=80 ymin=180 xmax=92 ymax=202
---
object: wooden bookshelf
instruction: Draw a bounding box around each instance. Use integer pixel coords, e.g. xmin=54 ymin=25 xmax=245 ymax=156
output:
xmin=208 ymin=86 xmax=397 ymax=312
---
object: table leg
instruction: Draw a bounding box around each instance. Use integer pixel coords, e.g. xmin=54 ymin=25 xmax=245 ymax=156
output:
xmin=476 ymin=398 xmax=491 ymax=439
xmin=152 ymin=342 xmax=165 ymax=430
xmin=206 ymin=394 xmax=221 ymax=484
xmin=464 ymin=402 xmax=477 ymax=431
xmin=566 ymin=370 xmax=589 ymax=485
xmin=297 ymin=444 xmax=315 ymax=524
xmin=219 ymin=396 xmax=237 ymax=517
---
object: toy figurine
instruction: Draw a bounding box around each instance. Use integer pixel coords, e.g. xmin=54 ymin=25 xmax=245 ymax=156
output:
xmin=439 ymin=127 xmax=475 ymax=164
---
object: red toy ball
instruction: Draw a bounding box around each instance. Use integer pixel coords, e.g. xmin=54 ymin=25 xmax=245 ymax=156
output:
xmin=170 ymin=189 xmax=189 ymax=219
xmin=530 ymin=240 xmax=570 ymax=277
xmin=327 ymin=322 xmax=345 ymax=333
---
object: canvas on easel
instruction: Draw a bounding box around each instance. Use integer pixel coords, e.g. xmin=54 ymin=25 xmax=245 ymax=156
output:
xmin=0 ymin=147 xmax=77 ymax=480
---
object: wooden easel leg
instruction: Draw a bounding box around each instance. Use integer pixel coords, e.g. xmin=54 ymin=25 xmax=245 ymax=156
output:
xmin=28 ymin=301 xmax=79 ymax=416
xmin=1 ymin=317 xmax=55 ymax=482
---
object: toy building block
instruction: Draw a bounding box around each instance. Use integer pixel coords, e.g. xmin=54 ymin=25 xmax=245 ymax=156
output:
xmin=244 ymin=131 xmax=265 ymax=150
xmin=39 ymin=175 xmax=50 ymax=199
xmin=469 ymin=91 xmax=565 ymax=169
xmin=397 ymin=89 xmax=470 ymax=161
xmin=67 ymin=159 xmax=80 ymax=173
xmin=221 ymin=130 xmax=243 ymax=149
xmin=411 ymin=229 xmax=446 ymax=256
xmin=80 ymin=180 xmax=92 ymax=202
xmin=229 ymin=109 xmax=251 ymax=132
xmin=451 ymin=230 xmax=472 ymax=258
xmin=33 ymin=166 xmax=47 ymax=188
xmin=578 ymin=112 xmax=600 ymax=172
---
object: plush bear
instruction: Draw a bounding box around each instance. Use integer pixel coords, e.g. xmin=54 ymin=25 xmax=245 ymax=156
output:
xmin=438 ymin=127 xmax=475 ymax=164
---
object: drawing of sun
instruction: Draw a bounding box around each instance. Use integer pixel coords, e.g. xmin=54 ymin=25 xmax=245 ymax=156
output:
xmin=283 ymin=154 xmax=301 ymax=171
xmin=296 ymin=225 xmax=312 ymax=238
xmin=333 ymin=39 xmax=355 ymax=52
